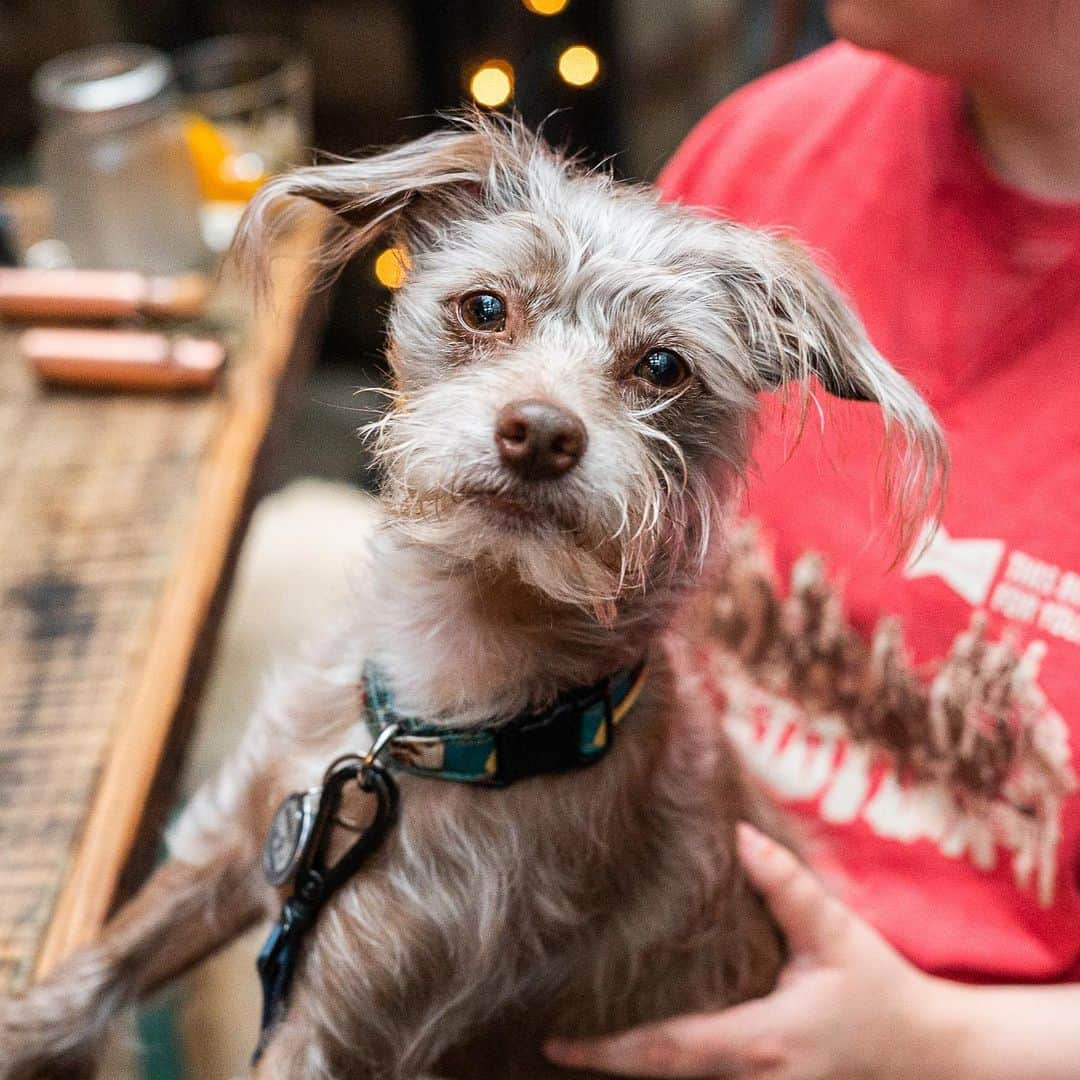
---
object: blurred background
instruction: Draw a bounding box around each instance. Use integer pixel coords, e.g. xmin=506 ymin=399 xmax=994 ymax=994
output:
xmin=0 ymin=2 xmax=831 ymax=1076
xmin=0 ymin=0 xmax=830 ymax=493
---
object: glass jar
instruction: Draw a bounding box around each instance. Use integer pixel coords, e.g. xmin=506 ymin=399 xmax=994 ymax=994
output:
xmin=175 ymin=35 xmax=312 ymax=252
xmin=175 ymin=34 xmax=312 ymax=177
xmin=33 ymin=44 xmax=208 ymax=274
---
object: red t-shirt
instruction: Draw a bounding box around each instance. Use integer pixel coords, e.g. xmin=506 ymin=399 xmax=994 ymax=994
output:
xmin=661 ymin=42 xmax=1080 ymax=982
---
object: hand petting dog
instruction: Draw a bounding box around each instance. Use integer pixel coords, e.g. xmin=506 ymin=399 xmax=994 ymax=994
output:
xmin=546 ymin=823 xmax=936 ymax=1080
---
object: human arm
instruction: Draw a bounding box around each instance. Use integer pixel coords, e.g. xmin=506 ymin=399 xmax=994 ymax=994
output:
xmin=544 ymin=823 xmax=1080 ymax=1080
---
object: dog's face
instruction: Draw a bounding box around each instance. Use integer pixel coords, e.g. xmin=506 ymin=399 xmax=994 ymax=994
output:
xmin=241 ymin=117 xmax=945 ymax=618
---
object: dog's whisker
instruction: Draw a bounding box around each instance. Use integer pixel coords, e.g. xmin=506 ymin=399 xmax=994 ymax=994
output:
xmin=358 ymin=412 xmax=396 ymax=449
xmin=352 ymin=383 xmax=401 ymax=402
xmin=635 ymin=422 xmax=690 ymax=492
xmin=627 ymin=385 xmax=691 ymax=422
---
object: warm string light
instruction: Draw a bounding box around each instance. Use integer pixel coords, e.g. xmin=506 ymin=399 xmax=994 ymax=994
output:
xmin=469 ymin=59 xmax=514 ymax=108
xmin=522 ymin=0 xmax=569 ymax=14
xmin=374 ymin=246 xmax=410 ymax=289
xmin=557 ymin=44 xmax=600 ymax=87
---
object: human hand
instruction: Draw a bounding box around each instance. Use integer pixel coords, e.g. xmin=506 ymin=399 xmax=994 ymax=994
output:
xmin=544 ymin=823 xmax=946 ymax=1079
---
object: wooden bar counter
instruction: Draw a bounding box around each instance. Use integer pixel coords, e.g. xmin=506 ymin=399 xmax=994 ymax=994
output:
xmin=0 ymin=207 xmax=324 ymax=993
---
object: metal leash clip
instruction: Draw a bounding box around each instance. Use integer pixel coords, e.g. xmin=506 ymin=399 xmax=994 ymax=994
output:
xmin=254 ymin=725 xmax=402 ymax=1061
xmin=260 ymin=724 xmax=401 ymax=886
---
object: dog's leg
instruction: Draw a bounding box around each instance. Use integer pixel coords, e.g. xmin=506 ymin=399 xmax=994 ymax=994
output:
xmin=0 ymin=843 xmax=262 ymax=1080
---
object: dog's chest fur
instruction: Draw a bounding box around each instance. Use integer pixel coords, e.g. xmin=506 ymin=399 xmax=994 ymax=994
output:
xmin=214 ymin=630 xmax=781 ymax=1076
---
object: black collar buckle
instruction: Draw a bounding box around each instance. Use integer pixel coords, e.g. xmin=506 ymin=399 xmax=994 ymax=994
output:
xmin=491 ymin=676 xmax=614 ymax=786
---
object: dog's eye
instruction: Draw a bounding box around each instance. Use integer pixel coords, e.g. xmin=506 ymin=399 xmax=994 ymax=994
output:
xmin=460 ymin=292 xmax=507 ymax=332
xmin=635 ymin=348 xmax=687 ymax=389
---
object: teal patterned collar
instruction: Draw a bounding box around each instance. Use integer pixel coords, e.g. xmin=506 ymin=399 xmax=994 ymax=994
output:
xmin=361 ymin=659 xmax=648 ymax=787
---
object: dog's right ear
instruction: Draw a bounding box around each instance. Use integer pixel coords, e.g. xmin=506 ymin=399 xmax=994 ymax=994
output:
xmin=706 ymin=224 xmax=949 ymax=555
xmin=233 ymin=125 xmax=499 ymax=287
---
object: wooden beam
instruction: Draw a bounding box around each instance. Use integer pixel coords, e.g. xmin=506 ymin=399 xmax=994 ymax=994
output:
xmin=34 ymin=212 xmax=324 ymax=978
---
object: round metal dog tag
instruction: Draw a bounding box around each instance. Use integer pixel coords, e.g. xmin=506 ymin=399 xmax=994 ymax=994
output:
xmin=262 ymin=789 xmax=319 ymax=887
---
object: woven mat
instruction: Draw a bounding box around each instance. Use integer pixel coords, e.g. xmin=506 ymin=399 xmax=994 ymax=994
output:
xmin=0 ymin=284 xmax=248 ymax=993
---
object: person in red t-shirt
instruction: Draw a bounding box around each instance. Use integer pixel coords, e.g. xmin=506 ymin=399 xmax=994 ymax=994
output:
xmin=547 ymin=2 xmax=1080 ymax=1077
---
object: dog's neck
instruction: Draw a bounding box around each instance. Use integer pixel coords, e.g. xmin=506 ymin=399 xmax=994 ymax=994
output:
xmin=360 ymin=527 xmax=681 ymax=725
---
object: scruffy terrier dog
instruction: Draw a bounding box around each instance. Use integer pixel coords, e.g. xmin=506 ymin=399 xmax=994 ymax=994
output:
xmin=1 ymin=116 xmax=944 ymax=1079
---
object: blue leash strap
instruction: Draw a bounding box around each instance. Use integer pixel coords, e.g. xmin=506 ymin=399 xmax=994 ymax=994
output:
xmin=253 ymin=759 xmax=399 ymax=1062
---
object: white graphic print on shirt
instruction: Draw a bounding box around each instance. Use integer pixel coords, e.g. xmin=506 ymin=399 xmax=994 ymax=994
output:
xmin=705 ymin=523 xmax=1077 ymax=907
xmin=906 ymin=523 xmax=1080 ymax=647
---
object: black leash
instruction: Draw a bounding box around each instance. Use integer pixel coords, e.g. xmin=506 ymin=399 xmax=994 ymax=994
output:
xmin=253 ymin=736 xmax=400 ymax=1062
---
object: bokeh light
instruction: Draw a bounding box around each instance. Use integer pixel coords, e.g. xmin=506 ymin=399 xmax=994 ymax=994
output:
xmin=374 ymin=246 xmax=410 ymax=289
xmin=522 ymin=0 xmax=570 ymax=14
xmin=469 ymin=60 xmax=514 ymax=108
xmin=557 ymin=44 xmax=600 ymax=87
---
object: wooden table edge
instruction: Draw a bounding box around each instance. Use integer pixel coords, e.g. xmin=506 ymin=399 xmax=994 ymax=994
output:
xmin=33 ymin=214 xmax=325 ymax=979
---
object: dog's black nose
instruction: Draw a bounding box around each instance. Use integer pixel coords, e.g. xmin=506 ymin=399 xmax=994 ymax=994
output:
xmin=495 ymin=399 xmax=587 ymax=480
